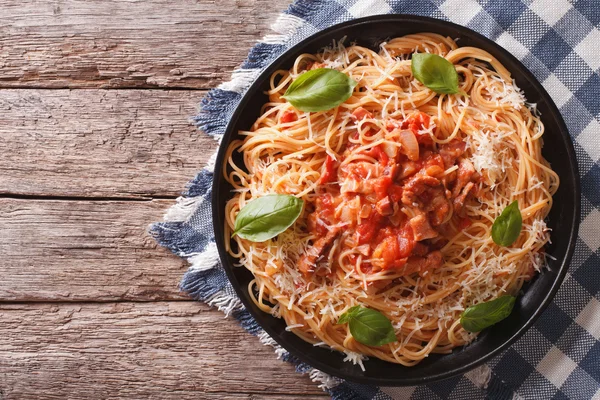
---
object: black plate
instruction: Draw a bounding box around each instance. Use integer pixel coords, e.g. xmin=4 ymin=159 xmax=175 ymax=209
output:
xmin=211 ymin=15 xmax=580 ymax=386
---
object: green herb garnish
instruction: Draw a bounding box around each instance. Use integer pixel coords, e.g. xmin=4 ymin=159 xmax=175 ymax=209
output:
xmin=233 ymin=194 xmax=303 ymax=242
xmin=338 ymin=306 xmax=396 ymax=347
xmin=460 ymin=295 xmax=516 ymax=332
xmin=282 ymin=68 xmax=358 ymax=112
xmin=411 ymin=53 xmax=459 ymax=94
xmin=492 ymin=200 xmax=523 ymax=246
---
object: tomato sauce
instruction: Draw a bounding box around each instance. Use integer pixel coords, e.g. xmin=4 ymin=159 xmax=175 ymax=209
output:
xmin=300 ymin=111 xmax=476 ymax=277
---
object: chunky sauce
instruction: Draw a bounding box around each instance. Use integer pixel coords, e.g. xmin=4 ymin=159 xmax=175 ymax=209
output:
xmin=299 ymin=109 xmax=478 ymax=278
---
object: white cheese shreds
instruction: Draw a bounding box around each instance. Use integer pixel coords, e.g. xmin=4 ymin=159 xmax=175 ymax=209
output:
xmin=343 ymin=351 xmax=367 ymax=372
xmin=488 ymin=76 xmax=526 ymax=110
xmin=468 ymin=128 xmax=512 ymax=187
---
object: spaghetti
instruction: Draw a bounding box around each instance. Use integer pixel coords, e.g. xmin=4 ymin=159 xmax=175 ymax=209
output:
xmin=223 ymin=33 xmax=559 ymax=367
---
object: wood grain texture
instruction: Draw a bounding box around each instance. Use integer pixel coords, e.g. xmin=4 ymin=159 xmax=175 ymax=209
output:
xmin=0 ymin=0 xmax=290 ymax=89
xmin=0 ymin=198 xmax=187 ymax=301
xmin=0 ymin=89 xmax=217 ymax=198
xmin=0 ymin=302 xmax=327 ymax=399
xmin=0 ymin=0 xmax=327 ymax=397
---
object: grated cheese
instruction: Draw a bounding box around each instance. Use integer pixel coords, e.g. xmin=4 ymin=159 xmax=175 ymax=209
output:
xmin=343 ymin=351 xmax=367 ymax=372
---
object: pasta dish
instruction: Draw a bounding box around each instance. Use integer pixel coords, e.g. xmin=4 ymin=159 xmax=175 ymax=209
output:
xmin=223 ymin=33 xmax=559 ymax=367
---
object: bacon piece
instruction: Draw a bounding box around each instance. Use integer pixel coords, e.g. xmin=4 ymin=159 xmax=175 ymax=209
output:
xmin=319 ymin=154 xmax=338 ymax=184
xmin=458 ymin=217 xmax=472 ymax=230
xmin=409 ymin=214 xmax=438 ymax=241
xmin=441 ymin=170 xmax=457 ymax=187
xmin=406 ymin=112 xmax=431 ymax=135
xmin=388 ymin=184 xmax=404 ymax=203
xmin=412 ymin=242 xmax=429 ymax=257
xmin=453 ymin=182 xmax=475 ymax=213
xmin=452 ymin=159 xmax=476 ymax=197
xmin=376 ymin=196 xmax=393 ymax=216
xmin=306 ymin=193 xmax=339 ymax=236
xmin=422 ymin=153 xmax=445 ymax=176
xmin=298 ymin=228 xmax=341 ymax=275
xmin=401 ymin=175 xmax=440 ymax=205
xmin=404 ymin=175 xmax=440 ymax=193
xmin=339 ymin=162 xmax=387 ymax=195
xmin=439 ymin=140 xmax=466 ymax=169
xmin=428 ymin=189 xmax=451 ymax=226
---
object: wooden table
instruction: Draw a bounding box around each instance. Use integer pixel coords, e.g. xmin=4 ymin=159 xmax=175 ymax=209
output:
xmin=0 ymin=1 xmax=327 ymax=398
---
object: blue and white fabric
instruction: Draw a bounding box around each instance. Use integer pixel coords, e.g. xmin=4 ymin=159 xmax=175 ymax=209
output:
xmin=151 ymin=1 xmax=600 ymax=398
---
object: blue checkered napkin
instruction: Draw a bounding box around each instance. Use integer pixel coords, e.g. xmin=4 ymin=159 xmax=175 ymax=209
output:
xmin=151 ymin=1 xmax=600 ymax=398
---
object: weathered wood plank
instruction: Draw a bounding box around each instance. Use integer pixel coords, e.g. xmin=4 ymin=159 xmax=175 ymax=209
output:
xmin=0 ymin=198 xmax=190 ymax=301
xmin=0 ymin=89 xmax=217 ymax=198
xmin=0 ymin=302 xmax=326 ymax=399
xmin=0 ymin=0 xmax=290 ymax=89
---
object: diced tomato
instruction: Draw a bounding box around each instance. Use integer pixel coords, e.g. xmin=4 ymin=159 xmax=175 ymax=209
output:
xmin=375 ymin=145 xmax=389 ymax=165
xmin=280 ymin=110 xmax=297 ymax=123
xmin=374 ymin=226 xmax=394 ymax=243
xmin=319 ymin=155 xmax=337 ymax=184
xmin=458 ymin=217 xmax=472 ymax=230
xmin=404 ymin=112 xmax=431 ymax=134
xmin=372 ymin=236 xmax=399 ymax=270
xmin=364 ymin=127 xmax=377 ymax=137
xmin=359 ymin=262 xmax=373 ymax=274
xmin=319 ymin=192 xmax=336 ymax=212
xmin=397 ymin=226 xmax=415 ymax=258
xmin=416 ymin=132 xmax=434 ymax=146
xmin=372 ymin=176 xmax=392 ymax=200
xmin=356 ymin=211 xmax=382 ymax=245
xmin=363 ymin=144 xmax=389 ymax=165
xmin=308 ymin=193 xmax=337 ymax=236
xmin=371 ymin=226 xmax=413 ymax=271
xmin=388 ymin=184 xmax=403 ymax=202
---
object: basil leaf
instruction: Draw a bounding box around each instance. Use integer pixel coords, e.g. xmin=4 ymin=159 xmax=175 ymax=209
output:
xmin=337 ymin=306 xmax=357 ymax=325
xmin=282 ymin=68 xmax=358 ymax=112
xmin=492 ymin=200 xmax=522 ymax=246
xmin=411 ymin=53 xmax=459 ymax=94
xmin=460 ymin=295 xmax=516 ymax=332
xmin=233 ymin=194 xmax=303 ymax=242
xmin=337 ymin=306 xmax=396 ymax=347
